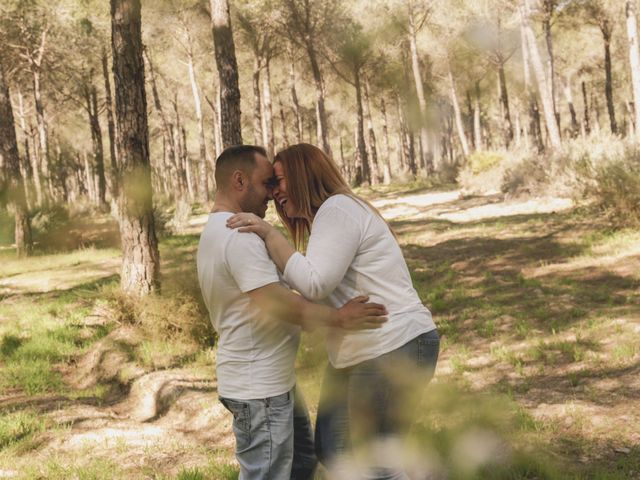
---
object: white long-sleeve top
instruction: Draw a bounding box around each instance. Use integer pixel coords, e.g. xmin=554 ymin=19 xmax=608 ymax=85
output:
xmin=283 ymin=194 xmax=436 ymax=368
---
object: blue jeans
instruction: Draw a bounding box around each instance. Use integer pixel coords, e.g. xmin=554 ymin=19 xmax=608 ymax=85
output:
xmin=315 ymin=329 xmax=440 ymax=479
xmin=220 ymin=386 xmax=317 ymax=480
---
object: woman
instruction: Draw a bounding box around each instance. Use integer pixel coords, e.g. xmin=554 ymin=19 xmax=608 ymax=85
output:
xmin=227 ymin=143 xmax=439 ymax=479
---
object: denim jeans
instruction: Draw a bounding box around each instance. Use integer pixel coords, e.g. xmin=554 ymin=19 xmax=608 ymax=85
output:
xmin=315 ymin=329 xmax=440 ymax=480
xmin=220 ymin=386 xmax=317 ymax=480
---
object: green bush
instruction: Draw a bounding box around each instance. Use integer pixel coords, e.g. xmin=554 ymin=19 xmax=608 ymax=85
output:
xmin=30 ymin=204 xmax=69 ymax=236
xmin=592 ymin=155 xmax=640 ymax=225
xmin=574 ymin=148 xmax=640 ymax=226
xmin=468 ymin=151 xmax=504 ymax=175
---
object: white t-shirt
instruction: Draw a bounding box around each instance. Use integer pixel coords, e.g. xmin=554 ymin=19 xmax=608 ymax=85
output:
xmin=197 ymin=212 xmax=300 ymax=400
xmin=283 ymin=194 xmax=436 ymax=368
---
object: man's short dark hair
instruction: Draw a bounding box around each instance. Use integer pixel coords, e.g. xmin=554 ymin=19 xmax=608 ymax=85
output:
xmin=214 ymin=145 xmax=267 ymax=189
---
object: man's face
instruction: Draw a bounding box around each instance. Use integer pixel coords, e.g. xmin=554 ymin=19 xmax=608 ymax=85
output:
xmin=241 ymin=154 xmax=273 ymax=218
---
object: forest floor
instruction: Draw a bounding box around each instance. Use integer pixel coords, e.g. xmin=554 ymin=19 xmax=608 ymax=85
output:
xmin=0 ymin=184 xmax=639 ymax=479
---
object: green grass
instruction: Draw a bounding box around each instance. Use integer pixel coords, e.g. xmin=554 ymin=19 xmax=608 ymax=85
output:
xmin=0 ymin=410 xmax=46 ymax=450
xmin=0 ymin=247 xmax=120 ymax=279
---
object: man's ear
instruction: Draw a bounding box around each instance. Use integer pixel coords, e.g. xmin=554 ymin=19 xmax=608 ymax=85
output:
xmin=231 ymin=170 xmax=245 ymax=190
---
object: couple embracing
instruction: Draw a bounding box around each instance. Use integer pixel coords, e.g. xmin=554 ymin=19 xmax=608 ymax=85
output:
xmin=196 ymin=144 xmax=439 ymax=479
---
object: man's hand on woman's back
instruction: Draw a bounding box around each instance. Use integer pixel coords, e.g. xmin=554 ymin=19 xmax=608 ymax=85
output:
xmin=336 ymin=296 xmax=388 ymax=330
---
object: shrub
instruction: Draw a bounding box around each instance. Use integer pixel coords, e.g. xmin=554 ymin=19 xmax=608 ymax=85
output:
xmin=468 ymin=151 xmax=504 ymax=175
xmin=106 ymin=287 xmax=214 ymax=347
xmin=30 ymin=204 xmax=69 ymax=237
xmin=501 ymin=157 xmax=548 ymax=196
xmin=575 ymin=148 xmax=640 ymax=226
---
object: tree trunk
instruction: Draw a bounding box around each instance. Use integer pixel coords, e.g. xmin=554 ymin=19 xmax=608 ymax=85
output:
xmin=32 ymin=68 xmax=53 ymax=200
xmin=601 ymin=21 xmax=617 ymax=135
xmin=205 ymin=94 xmax=222 ymax=161
xmin=543 ymin=0 xmax=560 ymax=132
xmin=173 ymin=99 xmax=193 ymax=200
xmin=111 ymin=0 xmax=160 ymax=296
xmin=102 ymin=46 xmax=119 ymax=199
xmin=379 ymin=98 xmax=392 ymax=184
xmin=279 ymin=97 xmax=290 ymax=147
xmin=581 ymin=80 xmax=591 ymax=136
xmin=563 ymin=76 xmax=579 ymax=137
xmin=187 ymin=52 xmax=209 ymax=201
xmin=396 ymin=94 xmax=407 ymax=172
xmin=408 ymin=16 xmax=431 ymax=173
xmin=626 ymin=0 xmax=640 ymax=141
xmin=1 ymin=60 xmax=32 ymax=256
xmin=211 ymin=0 xmax=242 ymax=147
xmin=354 ymin=70 xmax=370 ymax=186
xmin=520 ymin=17 xmax=543 ymax=151
xmin=363 ymin=78 xmax=380 ymax=184
xmin=261 ymin=59 xmax=275 ymax=158
xmin=252 ymin=57 xmax=263 ymax=145
xmin=145 ymin=48 xmax=184 ymax=199
xmin=15 ymin=90 xmax=35 ymax=208
xmin=498 ymin=60 xmax=514 ymax=147
xmin=86 ymin=82 xmax=107 ymax=208
xmin=305 ymin=42 xmax=331 ymax=155
xmin=289 ymin=57 xmax=303 ymax=143
xmin=474 ymin=81 xmax=483 ymax=151
xmin=521 ymin=0 xmax=561 ymax=149
xmin=448 ymin=67 xmax=470 ymax=157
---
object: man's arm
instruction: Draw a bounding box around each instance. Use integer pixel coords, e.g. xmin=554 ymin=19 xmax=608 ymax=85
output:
xmin=246 ymin=282 xmax=387 ymax=331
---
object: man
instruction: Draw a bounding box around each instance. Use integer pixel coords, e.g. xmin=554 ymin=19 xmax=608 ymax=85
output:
xmin=196 ymin=145 xmax=387 ymax=479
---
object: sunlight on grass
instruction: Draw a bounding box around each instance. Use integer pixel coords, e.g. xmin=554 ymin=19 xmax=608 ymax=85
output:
xmin=0 ymin=247 xmax=120 ymax=279
xmin=0 ymin=410 xmax=46 ymax=450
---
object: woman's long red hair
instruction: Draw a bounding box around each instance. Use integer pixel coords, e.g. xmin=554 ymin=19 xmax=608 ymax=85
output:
xmin=274 ymin=143 xmax=391 ymax=250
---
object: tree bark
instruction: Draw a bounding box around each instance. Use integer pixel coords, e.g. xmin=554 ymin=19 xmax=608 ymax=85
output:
xmin=379 ymin=98 xmax=392 ymax=184
xmin=563 ymin=76 xmax=579 ymax=137
xmin=448 ymin=66 xmax=470 ymax=157
xmin=111 ymin=0 xmax=160 ymax=296
xmin=473 ymin=81 xmax=483 ymax=151
xmin=279 ymin=97 xmax=290 ymax=148
xmin=307 ymin=44 xmax=331 ymax=155
xmin=601 ymin=20 xmax=617 ymax=135
xmin=408 ymin=12 xmax=431 ymax=172
xmin=520 ymin=17 xmax=543 ymax=151
xmin=211 ymin=0 xmax=242 ymax=148
xmin=32 ymin=68 xmax=52 ymax=200
xmin=354 ymin=70 xmax=370 ymax=185
xmin=521 ymin=0 xmax=561 ymax=149
xmin=85 ymin=79 xmax=107 ymax=208
xmin=145 ymin=48 xmax=183 ymax=199
xmin=173 ymin=99 xmax=193 ymax=200
xmin=102 ymin=46 xmax=119 ymax=199
xmin=187 ymin=52 xmax=209 ymax=201
xmin=497 ymin=60 xmax=514 ymax=147
xmin=363 ymin=78 xmax=380 ymax=184
xmin=261 ymin=60 xmax=275 ymax=158
xmin=542 ymin=0 xmax=560 ymax=132
xmin=252 ymin=57 xmax=263 ymax=145
xmin=581 ymin=80 xmax=591 ymax=136
xmin=1 ymin=60 xmax=32 ymax=256
xmin=626 ymin=0 xmax=640 ymax=141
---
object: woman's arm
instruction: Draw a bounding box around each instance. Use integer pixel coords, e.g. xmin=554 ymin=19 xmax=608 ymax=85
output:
xmin=226 ymin=213 xmax=295 ymax=272
xmin=228 ymin=202 xmax=361 ymax=300
xmin=283 ymin=204 xmax=360 ymax=300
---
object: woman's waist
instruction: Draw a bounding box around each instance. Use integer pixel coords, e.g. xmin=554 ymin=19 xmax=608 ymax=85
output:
xmin=326 ymin=310 xmax=436 ymax=367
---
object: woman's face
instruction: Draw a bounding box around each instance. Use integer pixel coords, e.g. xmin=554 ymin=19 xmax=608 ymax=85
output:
xmin=273 ymin=161 xmax=300 ymax=218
